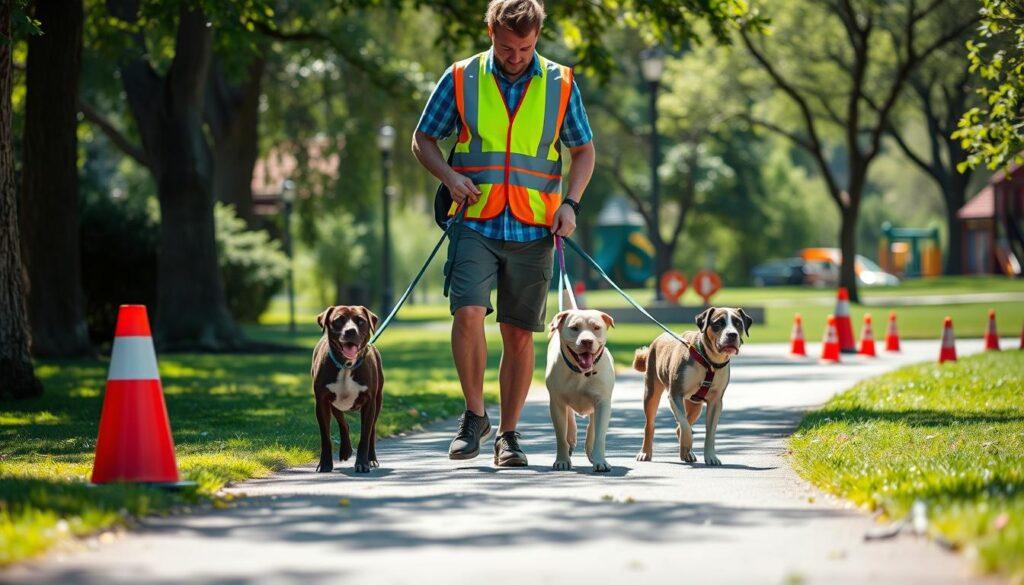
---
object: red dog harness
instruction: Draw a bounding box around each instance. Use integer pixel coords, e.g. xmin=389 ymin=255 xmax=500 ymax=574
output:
xmin=688 ymin=343 xmax=729 ymax=403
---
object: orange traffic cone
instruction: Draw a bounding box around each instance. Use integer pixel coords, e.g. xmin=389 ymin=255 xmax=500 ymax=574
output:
xmin=790 ymin=313 xmax=807 ymax=356
xmin=834 ymin=287 xmax=856 ymax=354
xmin=91 ymin=305 xmax=188 ymax=486
xmin=938 ymin=316 xmax=957 ymax=364
xmin=984 ymin=309 xmax=1000 ymax=351
xmin=885 ymin=311 xmax=901 ymax=352
xmin=859 ymin=314 xmax=876 ymax=357
xmin=821 ymin=314 xmax=841 ymax=363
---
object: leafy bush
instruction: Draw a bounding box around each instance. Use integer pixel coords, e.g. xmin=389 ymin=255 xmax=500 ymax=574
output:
xmin=215 ymin=202 xmax=289 ymax=323
xmin=79 ymin=192 xmax=158 ymax=344
xmin=80 ymin=197 xmax=288 ymax=341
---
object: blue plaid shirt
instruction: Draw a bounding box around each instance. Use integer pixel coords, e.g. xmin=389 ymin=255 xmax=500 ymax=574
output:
xmin=417 ymin=49 xmax=593 ymax=242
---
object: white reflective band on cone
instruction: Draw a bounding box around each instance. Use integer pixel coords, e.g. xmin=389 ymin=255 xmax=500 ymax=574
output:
xmin=107 ymin=336 xmax=160 ymax=381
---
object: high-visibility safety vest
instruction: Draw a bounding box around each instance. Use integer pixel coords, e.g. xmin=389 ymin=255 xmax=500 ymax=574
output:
xmin=448 ymin=51 xmax=574 ymax=227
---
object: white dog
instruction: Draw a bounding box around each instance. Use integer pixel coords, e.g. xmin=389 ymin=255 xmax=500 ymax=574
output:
xmin=545 ymin=309 xmax=616 ymax=472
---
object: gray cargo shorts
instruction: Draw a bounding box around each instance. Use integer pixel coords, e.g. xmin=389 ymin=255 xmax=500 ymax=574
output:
xmin=443 ymin=223 xmax=554 ymax=332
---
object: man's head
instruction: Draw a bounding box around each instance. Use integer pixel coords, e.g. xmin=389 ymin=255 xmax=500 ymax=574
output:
xmin=486 ymin=0 xmax=545 ymax=78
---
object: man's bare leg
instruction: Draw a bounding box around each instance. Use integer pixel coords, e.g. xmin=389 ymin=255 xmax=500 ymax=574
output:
xmin=452 ymin=306 xmax=487 ymax=416
xmin=497 ymin=322 xmax=534 ymax=433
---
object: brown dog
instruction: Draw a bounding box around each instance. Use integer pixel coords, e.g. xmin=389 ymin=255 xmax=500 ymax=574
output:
xmin=311 ymin=305 xmax=383 ymax=473
xmin=632 ymin=307 xmax=751 ymax=466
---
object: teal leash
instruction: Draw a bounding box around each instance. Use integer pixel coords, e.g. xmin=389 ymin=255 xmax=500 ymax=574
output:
xmin=560 ymin=236 xmax=686 ymax=344
xmin=369 ymin=206 xmax=465 ymax=346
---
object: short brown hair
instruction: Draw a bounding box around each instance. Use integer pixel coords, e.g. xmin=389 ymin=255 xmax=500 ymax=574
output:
xmin=485 ymin=0 xmax=545 ymax=37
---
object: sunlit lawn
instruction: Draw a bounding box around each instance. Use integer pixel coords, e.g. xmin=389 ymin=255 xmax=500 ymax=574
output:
xmin=790 ymin=351 xmax=1024 ymax=578
xmin=0 ymin=325 xmax=499 ymax=566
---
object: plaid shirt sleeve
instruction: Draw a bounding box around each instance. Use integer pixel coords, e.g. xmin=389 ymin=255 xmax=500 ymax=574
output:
xmin=559 ymin=80 xmax=593 ymax=148
xmin=416 ymin=66 xmax=458 ymax=139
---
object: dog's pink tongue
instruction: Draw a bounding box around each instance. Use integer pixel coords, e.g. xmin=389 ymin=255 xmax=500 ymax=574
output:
xmin=723 ymin=346 xmax=739 ymax=356
xmin=577 ymin=352 xmax=595 ymax=370
xmin=341 ymin=343 xmax=359 ymax=360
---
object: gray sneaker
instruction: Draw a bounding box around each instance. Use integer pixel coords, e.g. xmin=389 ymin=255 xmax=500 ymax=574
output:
xmin=448 ymin=410 xmax=492 ymax=460
xmin=493 ymin=431 xmax=528 ymax=467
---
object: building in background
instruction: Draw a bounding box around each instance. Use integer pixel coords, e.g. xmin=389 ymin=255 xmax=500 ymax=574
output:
xmin=958 ymin=162 xmax=1024 ymax=276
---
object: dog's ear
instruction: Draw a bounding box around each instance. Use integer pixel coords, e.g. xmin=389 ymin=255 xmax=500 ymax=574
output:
xmin=548 ymin=310 xmax=570 ymax=339
xmin=361 ymin=307 xmax=380 ymax=335
xmin=599 ymin=312 xmax=616 ymax=329
xmin=736 ymin=308 xmax=753 ymax=337
xmin=695 ymin=307 xmax=715 ymax=332
xmin=316 ymin=306 xmax=335 ymax=331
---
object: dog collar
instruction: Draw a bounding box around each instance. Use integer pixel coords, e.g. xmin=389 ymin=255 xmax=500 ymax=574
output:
xmin=326 ymin=340 xmax=365 ymax=371
xmin=696 ymin=340 xmax=730 ymax=370
xmin=688 ymin=342 xmax=728 ymax=403
xmin=561 ymin=346 xmax=603 ymax=377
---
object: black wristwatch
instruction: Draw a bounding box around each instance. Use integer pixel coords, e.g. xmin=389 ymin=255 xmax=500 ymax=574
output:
xmin=560 ymin=199 xmax=581 ymax=215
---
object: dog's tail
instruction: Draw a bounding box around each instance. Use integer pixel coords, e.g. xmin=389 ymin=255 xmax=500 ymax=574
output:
xmin=632 ymin=346 xmax=650 ymax=373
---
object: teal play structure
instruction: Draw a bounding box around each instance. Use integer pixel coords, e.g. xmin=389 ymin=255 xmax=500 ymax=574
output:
xmin=594 ymin=198 xmax=654 ymax=286
xmin=879 ymin=221 xmax=942 ymax=278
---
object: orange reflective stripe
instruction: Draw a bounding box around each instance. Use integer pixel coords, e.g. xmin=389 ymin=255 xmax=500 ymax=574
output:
xmin=540 ymin=190 xmax=561 ymax=225
xmin=552 ymin=66 xmax=573 ymax=146
xmin=507 ymin=185 xmax=533 ymax=224
xmin=507 ymin=186 xmax=561 ymax=227
xmin=453 ymin=61 xmax=470 ymax=144
xmin=452 ymin=165 xmax=560 ymax=180
xmin=473 ymin=184 xmax=507 ymax=219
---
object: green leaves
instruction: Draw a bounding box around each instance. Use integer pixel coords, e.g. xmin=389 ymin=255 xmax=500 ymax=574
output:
xmin=954 ymin=0 xmax=1024 ymax=171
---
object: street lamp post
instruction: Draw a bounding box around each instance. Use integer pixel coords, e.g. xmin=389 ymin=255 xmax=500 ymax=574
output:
xmin=377 ymin=124 xmax=396 ymax=317
xmin=280 ymin=179 xmax=296 ymax=334
xmin=641 ymin=47 xmax=666 ymax=301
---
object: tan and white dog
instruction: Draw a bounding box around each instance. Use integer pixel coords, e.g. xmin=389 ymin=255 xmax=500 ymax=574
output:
xmin=632 ymin=307 xmax=751 ymax=466
xmin=545 ymin=309 xmax=616 ymax=472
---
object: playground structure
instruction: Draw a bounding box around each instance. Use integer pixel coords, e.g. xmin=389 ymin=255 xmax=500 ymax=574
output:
xmin=593 ymin=197 xmax=654 ymax=286
xmin=877 ymin=222 xmax=942 ymax=278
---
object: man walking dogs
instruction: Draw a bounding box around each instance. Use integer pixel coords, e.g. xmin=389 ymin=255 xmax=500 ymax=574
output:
xmin=412 ymin=0 xmax=595 ymax=466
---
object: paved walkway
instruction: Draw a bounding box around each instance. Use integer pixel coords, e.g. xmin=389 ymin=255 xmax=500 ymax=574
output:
xmin=5 ymin=339 xmax=1010 ymax=585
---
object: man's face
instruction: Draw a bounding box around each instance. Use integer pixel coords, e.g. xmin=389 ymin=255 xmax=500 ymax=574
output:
xmin=489 ymin=25 xmax=538 ymax=78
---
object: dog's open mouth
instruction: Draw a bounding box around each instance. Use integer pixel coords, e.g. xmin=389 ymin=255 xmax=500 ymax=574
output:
xmin=721 ymin=343 xmax=740 ymax=356
xmin=341 ymin=342 xmax=361 ymax=361
xmin=569 ymin=347 xmax=597 ymax=370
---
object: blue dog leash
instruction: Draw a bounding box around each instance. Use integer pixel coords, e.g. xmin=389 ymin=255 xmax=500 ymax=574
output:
xmin=368 ymin=206 xmax=465 ymax=346
xmin=559 ymin=236 xmax=686 ymax=345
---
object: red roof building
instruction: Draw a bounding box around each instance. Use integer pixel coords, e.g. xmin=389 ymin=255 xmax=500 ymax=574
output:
xmin=958 ymin=162 xmax=1024 ymax=276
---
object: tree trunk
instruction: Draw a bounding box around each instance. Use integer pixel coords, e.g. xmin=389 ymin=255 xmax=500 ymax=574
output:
xmin=0 ymin=0 xmax=44 ymax=399
xmin=942 ymin=159 xmax=970 ymax=276
xmin=839 ymin=204 xmax=860 ymax=303
xmin=19 ymin=0 xmax=91 ymax=357
xmin=150 ymin=8 xmax=238 ymax=350
xmin=111 ymin=3 xmax=241 ymax=350
xmin=154 ymin=113 xmax=239 ymax=349
xmin=208 ymin=57 xmax=265 ymax=224
xmin=653 ymin=238 xmax=671 ymax=296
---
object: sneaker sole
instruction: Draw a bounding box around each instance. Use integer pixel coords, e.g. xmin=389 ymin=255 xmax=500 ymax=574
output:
xmin=448 ymin=424 xmax=492 ymax=460
xmin=494 ymin=455 xmax=529 ymax=467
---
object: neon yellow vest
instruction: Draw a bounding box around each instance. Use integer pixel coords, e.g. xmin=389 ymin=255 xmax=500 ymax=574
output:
xmin=448 ymin=51 xmax=574 ymax=227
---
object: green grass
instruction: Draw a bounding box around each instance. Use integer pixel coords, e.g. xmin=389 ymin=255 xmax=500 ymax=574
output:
xmin=790 ymin=351 xmax=1024 ymax=579
xmin=0 ymin=325 xmax=505 ymax=566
